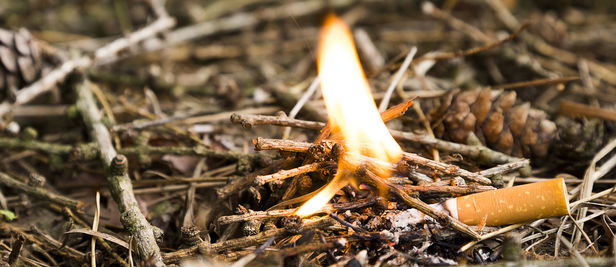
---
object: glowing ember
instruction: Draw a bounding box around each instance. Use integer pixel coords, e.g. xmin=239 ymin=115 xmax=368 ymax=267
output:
xmin=295 ymin=14 xmax=403 ymax=217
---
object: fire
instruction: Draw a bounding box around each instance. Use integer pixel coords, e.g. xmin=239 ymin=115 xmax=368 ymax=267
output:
xmin=295 ymin=14 xmax=402 ymax=217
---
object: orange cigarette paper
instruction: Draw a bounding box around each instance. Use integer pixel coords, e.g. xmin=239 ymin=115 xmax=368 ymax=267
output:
xmin=445 ymin=178 xmax=569 ymax=226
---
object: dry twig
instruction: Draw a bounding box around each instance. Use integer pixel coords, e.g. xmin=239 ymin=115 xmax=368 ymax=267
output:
xmin=0 ymin=171 xmax=82 ymax=210
xmin=163 ymin=217 xmax=335 ymax=263
xmin=253 ymin=138 xmax=493 ymax=184
xmin=559 ymin=101 xmax=616 ymax=122
xmin=230 ymin=112 xmax=522 ymax=165
xmin=76 ymin=80 xmax=164 ymax=266
xmin=491 ymin=76 xmax=579 ymax=90
xmin=254 ymin=162 xmax=329 ymax=185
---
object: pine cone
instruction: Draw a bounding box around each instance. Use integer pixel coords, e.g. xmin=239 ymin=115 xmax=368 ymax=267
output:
xmin=0 ymin=28 xmax=44 ymax=102
xmin=428 ymin=89 xmax=606 ymax=165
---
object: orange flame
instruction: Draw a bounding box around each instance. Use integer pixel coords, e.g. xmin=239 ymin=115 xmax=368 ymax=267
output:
xmin=295 ymin=14 xmax=402 ymax=217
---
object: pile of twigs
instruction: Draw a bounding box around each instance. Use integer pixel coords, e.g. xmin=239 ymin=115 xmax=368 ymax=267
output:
xmin=0 ymin=0 xmax=615 ymax=266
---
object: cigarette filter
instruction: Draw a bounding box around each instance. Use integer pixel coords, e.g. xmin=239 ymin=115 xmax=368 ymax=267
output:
xmin=444 ymin=178 xmax=569 ymax=226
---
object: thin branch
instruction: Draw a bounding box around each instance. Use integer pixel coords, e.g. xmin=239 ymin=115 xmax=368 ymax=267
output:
xmin=393 ymin=130 xmax=525 ymax=165
xmin=421 ymin=2 xmax=492 ymax=43
xmin=94 ymin=9 xmax=175 ymax=65
xmin=231 ymin=113 xmax=324 ymax=130
xmin=354 ymin=28 xmax=385 ymax=73
xmin=253 ymin=138 xmax=493 ymax=184
xmin=253 ymin=137 xmax=313 ymax=152
xmin=559 ymin=236 xmax=590 ymax=267
xmin=284 ymin=77 xmax=321 ymax=138
xmin=0 ymin=137 xmax=266 ymax=165
xmin=0 ymin=57 xmax=91 ymax=118
xmin=163 ymin=217 xmax=335 ymax=263
xmin=314 ymin=98 xmax=414 ymax=143
xmin=230 ymin=112 xmax=521 ymax=165
xmin=76 ymin=80 xmax=164 ymax=266
xmin=254 ymin=162 xmax=327 ymax=185
xmin=379 ymin=47 xmax=417 ymax=113
xmin=458 ymin=222 xmax=527 ymax=252
xmin=479 ymin=160 xmax=530 ymax=177
xmin=217 ymin=198 xmax=375 ymax=225
xmin=492 ymin=76 xmax=580 ymax=90
xmin=422 ymin=1 xmax=560 ymax=79
xmin=289 ymin=77 xmax=321 ymax=119
xmin=559 ymin=100 xmax=616 ymax=122
xmin=0 ymin=171 xmax=82 ymax=210
xmin=402 ymin=184 xmax=496 ymax=197
xmin=414 ymin=20 xmax=529 ymax=63
xmin=401 ymin=153 xmax=491 ymax=184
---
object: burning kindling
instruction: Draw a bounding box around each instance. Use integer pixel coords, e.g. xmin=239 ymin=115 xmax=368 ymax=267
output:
xmin=295 ymin=14 xmax=403 ymax=217
xmin=227 ymin=13 xmax=573 ymax=241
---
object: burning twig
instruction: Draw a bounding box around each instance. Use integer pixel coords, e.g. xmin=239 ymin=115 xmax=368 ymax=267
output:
xmin=254 ymin=161 xmax=332 ymax=186
xmin=231 ymin=111 xmax=524 ymax=165
xmin=315 ymin=98 xmax=414 ymax=143
xmin=216 ymin=158 xmax=295 ymax=200
xmin=253 ymin=138 xmax=493 ymax=185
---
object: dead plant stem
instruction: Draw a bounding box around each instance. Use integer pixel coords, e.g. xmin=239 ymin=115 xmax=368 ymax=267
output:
xmin=76 ymin=80 xmax=164 ymax=266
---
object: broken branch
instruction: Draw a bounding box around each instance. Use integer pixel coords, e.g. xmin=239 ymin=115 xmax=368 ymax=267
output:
xmin=76 ymin=80 xmax=164 ymax=266
xmin=254 ymin=162 xmax=330 ymax=186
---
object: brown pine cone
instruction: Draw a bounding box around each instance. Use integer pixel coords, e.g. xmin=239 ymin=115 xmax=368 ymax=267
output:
xmin=428 ymin=89 xmax=606 ymax=166
xmin=0 ymin=28 xmax=44 ymax=102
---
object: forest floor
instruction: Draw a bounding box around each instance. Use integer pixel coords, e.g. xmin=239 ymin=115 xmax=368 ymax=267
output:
xmin=0 ymin=0 xmax=616 ymax=266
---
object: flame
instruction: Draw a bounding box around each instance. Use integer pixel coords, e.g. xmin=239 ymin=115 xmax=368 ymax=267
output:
xmin=295 ymin=14 xmax=402 ymax=217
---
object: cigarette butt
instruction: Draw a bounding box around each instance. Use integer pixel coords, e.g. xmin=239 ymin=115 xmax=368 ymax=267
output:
xmin=444 ymin=178 xmax=569 ymax=226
